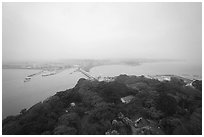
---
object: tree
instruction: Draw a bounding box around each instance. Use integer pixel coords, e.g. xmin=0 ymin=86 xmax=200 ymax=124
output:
xmin=58 ymin=113 xmax=80 ymax=128
xmin=54 ymin=125 xmax=77 ymax=135
xmin=192 ymin=80 xmax=202 ymax=91
xmin=20 ymin=108 xmax=27 ymax=115
xmin=156 ymin=93 xmax=177 ymax=116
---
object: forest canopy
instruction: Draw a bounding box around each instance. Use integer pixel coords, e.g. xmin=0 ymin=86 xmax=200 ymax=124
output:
xmin=2 ymin=75 xmax=202 ymax=135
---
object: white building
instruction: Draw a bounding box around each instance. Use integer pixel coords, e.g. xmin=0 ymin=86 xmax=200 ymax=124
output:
xmin=121 ymin=95 xmax=135 ymax=104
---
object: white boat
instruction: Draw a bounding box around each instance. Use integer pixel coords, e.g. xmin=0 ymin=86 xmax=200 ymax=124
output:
xmin=42 ymin=71 xmax=56 ymax=76
xmin=24 ymin=77 xmax=31 ymax=82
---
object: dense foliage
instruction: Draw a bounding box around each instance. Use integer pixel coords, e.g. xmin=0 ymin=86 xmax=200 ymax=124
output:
xmin=2 ymin=75 xmax=202 ymax=135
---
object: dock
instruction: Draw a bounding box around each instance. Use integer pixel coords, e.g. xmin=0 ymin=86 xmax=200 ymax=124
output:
xmin=24 ymin=70 xmax=44 ymax=82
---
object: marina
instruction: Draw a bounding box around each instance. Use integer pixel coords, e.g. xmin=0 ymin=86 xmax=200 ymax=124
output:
xmin=23 ymin=70 xmax=44 ymax=82
xmin=42 ymin=71 xmax=57 ymax=77
xmin=23 ymin=69 xmax=66 ymax=82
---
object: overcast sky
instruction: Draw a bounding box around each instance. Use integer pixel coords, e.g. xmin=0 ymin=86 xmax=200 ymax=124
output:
xmin=2 ymin=2 xmax=202 ymax=64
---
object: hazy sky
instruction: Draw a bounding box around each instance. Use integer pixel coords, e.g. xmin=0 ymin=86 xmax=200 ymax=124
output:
xmin=2 ymin=2 xmax=202 ymax=64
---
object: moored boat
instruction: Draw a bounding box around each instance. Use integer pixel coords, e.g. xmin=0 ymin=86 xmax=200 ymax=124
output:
xmin=24 ymin=77 xmax=31 ymax=82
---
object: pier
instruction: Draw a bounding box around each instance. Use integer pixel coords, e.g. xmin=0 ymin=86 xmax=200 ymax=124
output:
xmin=24 ymin=70 xmax=44 ymax=82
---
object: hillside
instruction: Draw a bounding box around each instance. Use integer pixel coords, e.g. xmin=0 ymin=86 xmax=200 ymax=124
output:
xmin=2 ymin=75 xmax=202 ymax=135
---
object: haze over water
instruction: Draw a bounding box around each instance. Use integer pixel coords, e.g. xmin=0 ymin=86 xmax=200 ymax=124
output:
xmin=2 ymin=68 xmax=86 ymax=118
xmin=3 ymin=60 xmax=201 ymax=118
xmin=2 ymin=3 xmax=202 ymax=119
xmin=3 ymin=3 xmax=201 ymax=65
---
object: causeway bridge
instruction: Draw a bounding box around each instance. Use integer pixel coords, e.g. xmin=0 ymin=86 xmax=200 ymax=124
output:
xmin=76 ymin=67 xmax=98 ymax=81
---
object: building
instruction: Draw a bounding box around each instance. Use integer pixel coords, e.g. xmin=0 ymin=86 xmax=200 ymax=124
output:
xmin=70 ymin=102 xmax=76 ymax=107
xmin=121 ymin=95 xmax=135 ymax=104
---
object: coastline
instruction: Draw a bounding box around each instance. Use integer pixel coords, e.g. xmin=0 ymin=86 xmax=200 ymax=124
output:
xmin=2 ymin=74 xmax=202 ymax=135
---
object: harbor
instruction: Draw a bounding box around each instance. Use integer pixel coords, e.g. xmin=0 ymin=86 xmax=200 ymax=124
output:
xmin=24 ymin=70 xmax=44 ymax=82
xmin=23 ymin=68 xmax=72 ymax=82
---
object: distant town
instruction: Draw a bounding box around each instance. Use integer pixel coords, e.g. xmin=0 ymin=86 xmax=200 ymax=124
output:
xmin=3 ymin=59 xmax=200 ymax=84
xmin=2 ymin=58 xmax=178 ymax=71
